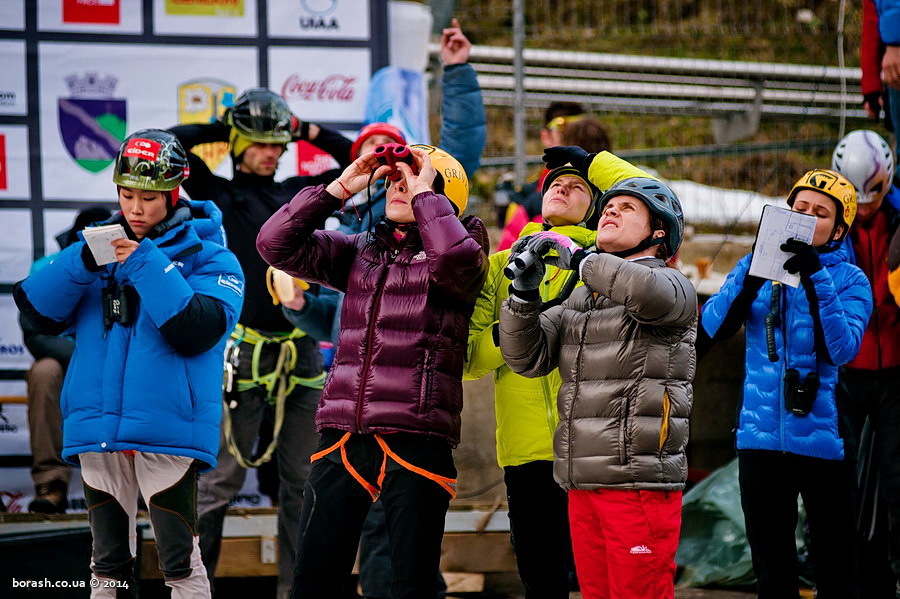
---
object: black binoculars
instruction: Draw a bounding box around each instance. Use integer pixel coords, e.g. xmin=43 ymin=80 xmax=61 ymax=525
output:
xmin=783 ymin=368 xmax=819 ymax=417
xmin=102 ymin=283 xmax=138 ymax=327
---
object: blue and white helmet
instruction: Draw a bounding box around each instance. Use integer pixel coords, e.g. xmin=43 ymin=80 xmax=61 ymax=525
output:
xmin=832 ymin=129 xmax=894 ymax=205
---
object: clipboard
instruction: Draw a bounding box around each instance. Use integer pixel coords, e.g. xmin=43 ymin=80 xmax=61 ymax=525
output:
xmin=748 ymin=205 xmax=816 ymax=288
xmin=82 ymin=224 xmax=127 ymax=266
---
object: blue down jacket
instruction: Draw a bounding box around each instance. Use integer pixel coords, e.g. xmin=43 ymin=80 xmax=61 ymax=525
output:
xmin=701 ymin=245 xmax=871 ymax=460
xmin=14 ymin=201 xmax=244 ymax=469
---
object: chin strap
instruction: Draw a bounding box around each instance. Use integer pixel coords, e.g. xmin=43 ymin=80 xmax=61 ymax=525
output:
xmin=609 ymin=234 xmax=666 ymax=259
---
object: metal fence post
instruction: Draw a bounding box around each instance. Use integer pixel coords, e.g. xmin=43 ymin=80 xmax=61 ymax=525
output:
xmin=513 ymin=0 xmax=526 ymax=187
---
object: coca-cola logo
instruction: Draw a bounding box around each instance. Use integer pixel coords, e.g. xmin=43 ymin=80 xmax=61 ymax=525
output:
xmin=281 ymin=74 xmax=356 ymax=102
xmin=123 ymin=138 xmax=160 ymax=160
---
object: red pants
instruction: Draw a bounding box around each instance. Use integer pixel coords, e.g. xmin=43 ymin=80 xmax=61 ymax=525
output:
xmin=568 ymin=488 xmax=682 ymax=599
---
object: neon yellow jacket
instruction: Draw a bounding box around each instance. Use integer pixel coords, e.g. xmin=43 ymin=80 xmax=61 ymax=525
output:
xmin=465 ymin=151 xmax=652 ymax=467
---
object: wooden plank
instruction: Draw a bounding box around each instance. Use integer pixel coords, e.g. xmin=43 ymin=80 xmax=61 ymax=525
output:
xmin=440 ymin=532 xmax=517 ymax=573
xmin=139 ymin=537 xmax=279 ymax=579
xmin=443 ymin=572 xmax=485 ymax=592
xmin=0 ymin=395 xmax=27 ymax=404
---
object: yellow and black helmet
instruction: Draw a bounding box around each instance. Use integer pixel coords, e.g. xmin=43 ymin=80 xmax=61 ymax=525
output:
xmin=787 ymin=169 xmax=857 ymax=233
xmin=410 ymin=144 xmax=469 ymax=216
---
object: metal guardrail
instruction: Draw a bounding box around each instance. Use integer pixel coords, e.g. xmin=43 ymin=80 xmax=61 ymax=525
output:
xmin=432 ymin=44 xmax=866 ymax=120
xmin=479 ymin=138 xmax=842 ymax=169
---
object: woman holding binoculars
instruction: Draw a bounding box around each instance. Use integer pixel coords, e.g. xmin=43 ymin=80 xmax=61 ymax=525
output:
xmin=255 ymin=144 xmax=488 ymax=598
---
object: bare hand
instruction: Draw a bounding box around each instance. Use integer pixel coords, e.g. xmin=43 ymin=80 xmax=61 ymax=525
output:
xmin=883 ymin=46 xmax=900 ymax=89
xmin=326 ymin=152 xmax=391 ymax=199
xmin=112 ymin=238 xmax=140 ymax=264
xmin=281 ymin=283 xmax=307 ymax=311
xmin=402 ymin=147 xmax=438 ymax=197
xmin=440 ymin=18 xmax=471 ymax=66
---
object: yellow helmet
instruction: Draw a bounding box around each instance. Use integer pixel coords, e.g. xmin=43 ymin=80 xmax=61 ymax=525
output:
xmin=410 ymin=144 xmax=469 ymax=216
xmin=787 ymin=168 xmax=857 ymax=231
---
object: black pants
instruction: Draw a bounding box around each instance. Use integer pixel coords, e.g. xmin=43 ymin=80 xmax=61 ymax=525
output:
xmin=838 ymin=366 xmax=900 ymax=597
xmin=504 ymin=461 xmax=576 ymax=598
xmin=738 ymin=450 xmax=859 ymax=599
xmin=290 ymin=430 xmax=455 ymax=599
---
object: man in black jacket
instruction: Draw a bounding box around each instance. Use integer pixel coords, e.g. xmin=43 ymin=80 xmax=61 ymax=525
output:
xmin=168 ymin=88 xmax=352 ymax=599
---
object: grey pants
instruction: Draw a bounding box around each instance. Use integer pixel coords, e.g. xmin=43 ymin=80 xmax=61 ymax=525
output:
xmin=197 ymin=384 xmax=319 ymax=599
xmin=26 ymin=357 xmax=71 ymax=488
xmin=81 ymin=451 xmax=210 ymax=599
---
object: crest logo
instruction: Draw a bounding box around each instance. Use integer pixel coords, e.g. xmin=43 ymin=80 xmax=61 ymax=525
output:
xmin=178 ymin=79 xmax=236 ymax=171
xmin=58 ymin=72 xmax=127 ymax=173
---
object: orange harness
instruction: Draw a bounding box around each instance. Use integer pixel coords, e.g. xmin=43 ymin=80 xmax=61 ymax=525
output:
xmin=310 ymin=432 xmax=457 ymax=501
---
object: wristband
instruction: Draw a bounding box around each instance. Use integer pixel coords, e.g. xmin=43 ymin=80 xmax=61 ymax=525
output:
xmin=337 ymin=181 xmax=353 ymax=200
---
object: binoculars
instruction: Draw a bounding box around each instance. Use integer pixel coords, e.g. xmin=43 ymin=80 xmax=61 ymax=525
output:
xmin=374 ymin=143 xmax=416 ymax=182
xmin=102 ymin=283 xmax=138 ymax=327
xmin=783 ymin=368 xmax=819 ymax=417
xmin=504 ymin=248 xmax=540 ymax=280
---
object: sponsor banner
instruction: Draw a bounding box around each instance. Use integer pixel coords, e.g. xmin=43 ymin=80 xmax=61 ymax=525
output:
xmin=295 ymin=140 xmax=339 ymax=176
xmin=1 ymin=1 xmax=26 ymax=31
xmin=0 ymin=403 xmax=28 ymax=455
xmin=268 ymin=0 xmax=368 ymax=40
xmin=155 ymin=0 xmax=257 ymax=36
xmin=39 ymin=42 xmax=258 ymax=200
xmin=0 ymin=41 xmax=27 ymax=116
xmin=178 ymin=79 xmax=236 ymax=171
xmin=0 ymin=126 xmax=31 ymax=198
xmin=38 ymin=0 xmax=141 ymax=33
xmin=0 ymin=210 xmax=32 ymax=286
xmin=62 ymin=0 xmax=120 ymax=24
xmin=165 ymin=0 xmax=244 ymax=16
xmin=0 ymin=294 xmax=30 ymax=368
xmin=278 ymin=127 xmax=356 ymax=180
xmin=269 ymin=46 xmax=370 ymax=123
xmin=0 ymin=135 xmax=7 ymax=190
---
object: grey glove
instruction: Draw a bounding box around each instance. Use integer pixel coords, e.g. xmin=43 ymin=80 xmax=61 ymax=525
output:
xmin=508 ymin=247 xmax=545 ymax=302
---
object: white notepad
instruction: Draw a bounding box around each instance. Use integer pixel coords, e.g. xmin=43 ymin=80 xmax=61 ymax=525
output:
xmin=748 ymin=205 xmax=816 ymax=288
xmin=82 ymin=224 xmax=127 ymax=266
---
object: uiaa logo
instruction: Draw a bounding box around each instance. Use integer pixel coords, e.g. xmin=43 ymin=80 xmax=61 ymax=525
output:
xmin=299 ymin=0 xmax=339 ymax=30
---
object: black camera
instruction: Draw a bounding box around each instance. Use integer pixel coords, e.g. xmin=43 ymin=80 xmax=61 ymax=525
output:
xmin=102 ymin=283 xmax=138 ymax=327
xmin=783 ymin=368 xmax=819 ymax=417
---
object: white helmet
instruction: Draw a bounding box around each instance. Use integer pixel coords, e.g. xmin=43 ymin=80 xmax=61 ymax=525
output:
xmin=831 ymin=130 xmax=895 ymax=205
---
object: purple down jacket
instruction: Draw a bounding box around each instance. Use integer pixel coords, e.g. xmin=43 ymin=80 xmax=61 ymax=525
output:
xmin=257 ymin=184 xmax=488 ymax=446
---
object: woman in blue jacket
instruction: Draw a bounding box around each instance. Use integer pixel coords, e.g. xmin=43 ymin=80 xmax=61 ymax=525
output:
xmin=14 ymin=129 xmax=244 ymax=599
xmin=701 ymin=169 xmax=872 ymax=599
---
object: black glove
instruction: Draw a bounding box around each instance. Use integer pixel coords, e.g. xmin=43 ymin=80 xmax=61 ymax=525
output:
xmin=542 ymin=146 xmax=594 ymax=179
xmin=889 ymin=226 xmax=900 ymax=272
xmin=80 ymin=243 xmax=102 ymax=272
xmin=781 ymin=238 xmax=822 ymax=277
xmin=219 ymin=105 xmax=233 ymax=127
xmin=291 ymin=115 xmax=310 ymax=141
xmin=863 ymin=91 xmax=883 ymax=122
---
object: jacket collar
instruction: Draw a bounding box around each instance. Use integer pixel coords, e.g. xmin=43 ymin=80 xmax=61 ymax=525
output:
xmin=520 ymin=221 xmax=597 ymax=248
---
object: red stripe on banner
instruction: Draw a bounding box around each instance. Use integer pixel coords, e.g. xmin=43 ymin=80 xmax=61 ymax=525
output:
xmin=0 ymin=135 xmax=7 ymax=191
xmin=62 ymin=0 xmax=121 ymax=25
